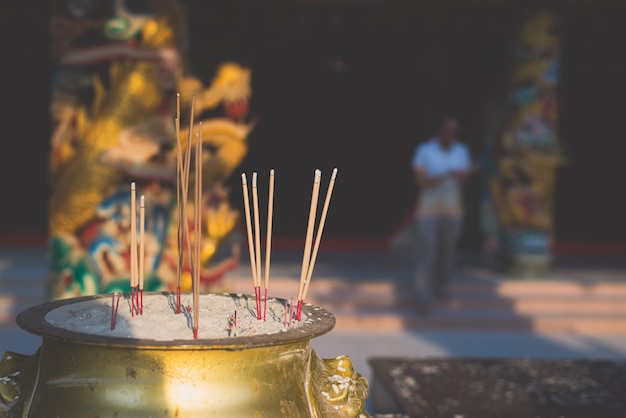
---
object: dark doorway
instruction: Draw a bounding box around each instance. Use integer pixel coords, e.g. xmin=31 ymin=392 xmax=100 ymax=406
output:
xmin=556 ymin=4 xmax=626 ymax=245
xmin=188 ymin=1 xmax=518 ymax=247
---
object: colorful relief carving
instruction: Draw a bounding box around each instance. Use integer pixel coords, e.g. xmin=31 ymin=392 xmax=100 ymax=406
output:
xmin=48 ymin=0 xmax=253 ymax=299
xmin=481 ymin=8 xmax=566 ymax=269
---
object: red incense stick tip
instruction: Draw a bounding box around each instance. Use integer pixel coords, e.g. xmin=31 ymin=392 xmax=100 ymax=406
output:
xmin=131 ymin=288 xmax=135 ymax=317
xmin=289 ymin=301 xmax=294 ymax=328
xmin=193 ymin=327 xmax=198 ymax=339
xmin=295 ymin=299 xmax=303 ymax=321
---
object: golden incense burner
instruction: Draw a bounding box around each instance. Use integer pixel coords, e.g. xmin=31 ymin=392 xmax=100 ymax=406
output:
xmin=0 ymin=293 xmax=369 ymax=417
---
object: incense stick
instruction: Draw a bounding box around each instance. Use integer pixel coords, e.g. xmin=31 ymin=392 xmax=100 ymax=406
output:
xmin=263 ymin=169 xmax=275 ymax=321
xmin=241 ymin=173 xmax=258 ymax=303
xmin=301 ymin=168 xmax=337 ymax=303
xmin=139 ymin=195 xmax=145 ymax=315
xmin=193 ymin=123 xmax=202 ymax=339
xmin=175 ymin=93 xmax=182 ymax=314
xmin=296 ymin=169 xmax=321 ymax=320
xmin=183 ymin=96 xmax=196 ymax=283
xmin=130 ymin=182 xmax=137 ymax=317
xmin=184 ymin=96 xmax=195 ymax=198
xmin=252 ymin=172 xmax=262 ymax=319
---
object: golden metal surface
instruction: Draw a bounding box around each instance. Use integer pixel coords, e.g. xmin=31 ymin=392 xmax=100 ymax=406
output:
xmin=1 ymin=294 xmax=369 ymax=417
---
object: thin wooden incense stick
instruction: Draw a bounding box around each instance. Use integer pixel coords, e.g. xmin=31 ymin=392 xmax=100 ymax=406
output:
xmin=252 ymin=172 xmax=262 ymax=319
xmin=130 ymin=182 xmax=137 ymax=317
xmin=183 ymin=96 xmax=196 ymax=284
xmin=183 ymin=95 xmax=196 ymax=274
xmin=175 ymin=93 xmax=182 ymax=314
xmin=134 ymin=187 xmax=141 ymax=315
xmin=184 ymin=96 xmax=195 ymax=197
xmin=193 ymin=123 xmax=202 ymax=339
xmin=263 ymin=169 xmax=275 ymax=321
xmin=301 ymin=168 xmax=337 ymax=304
xmin=175 ymin=116 xmax=182 ymax=314
xmin=193 ymin=128 xmax=199 ymax=338
xmin=296 ymin=169 xmax=321 ymax=320
xmin=241 ymin=173 xmax=258 ymax=305
xmin=171 ymin=93 xmax=195 ymax=317
xmin=139 ymin=194 xmax=145 ymax=315
xmin=179 ymin=164 xmax=194 ymax=283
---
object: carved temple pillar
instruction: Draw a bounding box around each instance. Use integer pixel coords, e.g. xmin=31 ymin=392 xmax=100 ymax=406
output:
xmin=481 ymin=7 xmax=566 ymax=276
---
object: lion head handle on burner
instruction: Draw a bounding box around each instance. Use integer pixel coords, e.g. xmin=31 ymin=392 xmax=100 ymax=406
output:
xmin=310 ymin=351 xmax=370 ymax=417
xmin=0 ymin=350 xmax=40 ymax=417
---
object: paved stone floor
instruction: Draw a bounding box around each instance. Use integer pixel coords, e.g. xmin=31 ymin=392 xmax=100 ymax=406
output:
xmin=2 ymin=245 xmax=626 ymax=415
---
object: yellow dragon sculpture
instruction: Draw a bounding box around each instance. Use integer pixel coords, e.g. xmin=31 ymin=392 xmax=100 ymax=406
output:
xmin=47 ymin=0 xmax=253 ymax=299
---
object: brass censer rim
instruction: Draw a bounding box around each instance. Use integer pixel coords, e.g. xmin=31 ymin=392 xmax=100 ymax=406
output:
xmin=16 ymin=292 xmax=335 ymax=351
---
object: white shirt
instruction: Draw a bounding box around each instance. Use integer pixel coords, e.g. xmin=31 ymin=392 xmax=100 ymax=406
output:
xmin=412 ymin=138 xmax=470 ymax=219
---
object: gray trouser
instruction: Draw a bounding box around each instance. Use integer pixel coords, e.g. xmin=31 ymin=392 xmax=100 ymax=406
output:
xmin=414 ymin=217 xmax=462 ymax=302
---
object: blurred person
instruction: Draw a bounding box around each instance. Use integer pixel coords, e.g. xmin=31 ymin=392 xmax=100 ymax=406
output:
xmin=412 ymin=117 xmax=471 ymax=314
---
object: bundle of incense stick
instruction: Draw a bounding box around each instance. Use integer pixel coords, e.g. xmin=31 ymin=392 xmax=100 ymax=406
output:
xmin=241 ymin=168 xmax=337 ymax=322
xmin=295 ymin=168 xmax=338 ymax=320
xmin=171 ymin=93 xmax=203 ymax=339
xmin=174 ymin=94 xmax=196 ymax=315
xmin=129 ymin=183 xmax=146 ymax=316
xmin=241 ymin=170 xmax=275 ymax=320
